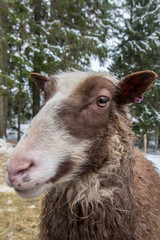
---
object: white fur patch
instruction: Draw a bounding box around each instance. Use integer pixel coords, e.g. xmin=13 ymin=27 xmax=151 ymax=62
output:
xmin=7 ymin=90 xmax=91 ymax=198
xmin=54 ymin=70 xmax=119 ymax=97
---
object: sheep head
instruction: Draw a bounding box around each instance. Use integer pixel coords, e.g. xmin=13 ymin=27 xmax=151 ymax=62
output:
xmin=6 ymin=70 xmax=157 ymax=198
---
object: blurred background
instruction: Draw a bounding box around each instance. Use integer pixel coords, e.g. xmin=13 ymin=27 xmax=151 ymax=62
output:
xmin=0 ymin=0 xmax=160 ymax=153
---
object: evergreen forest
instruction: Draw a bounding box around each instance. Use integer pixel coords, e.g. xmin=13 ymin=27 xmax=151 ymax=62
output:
xmin=0 ymin=0 xmax=160 ymax=150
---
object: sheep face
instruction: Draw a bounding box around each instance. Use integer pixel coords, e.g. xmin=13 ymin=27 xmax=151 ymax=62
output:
xmin=6 ymin=70 xmax=157 ymax=198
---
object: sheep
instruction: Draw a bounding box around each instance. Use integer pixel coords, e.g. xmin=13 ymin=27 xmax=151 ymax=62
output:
xmin=6 ymin=70 xmax=160 ymax=240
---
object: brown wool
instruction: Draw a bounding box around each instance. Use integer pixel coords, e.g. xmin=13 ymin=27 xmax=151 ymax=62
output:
xmin=38 ymin=106 xmax=160 ymax=240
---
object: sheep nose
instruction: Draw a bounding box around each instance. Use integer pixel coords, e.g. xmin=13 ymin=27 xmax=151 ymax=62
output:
xmin=6 ymin=161 xmax=34 ymax=184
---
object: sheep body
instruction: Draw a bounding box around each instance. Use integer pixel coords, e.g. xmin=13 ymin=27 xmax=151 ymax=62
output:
xmin=38 ymin=148 xmax=160 ymax=240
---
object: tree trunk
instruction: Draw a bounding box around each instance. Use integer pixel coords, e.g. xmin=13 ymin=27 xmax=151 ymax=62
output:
xmin=0 ymin=1 xmax=8 ymax=138
xmin=3 ymin=96 xmax=8 ymax=137
xmin=0 ymin=81 xmax=4 ymax=138
xmin=31 ymin=0 xmax=43 ymax=117
xmin=17 ymin=96 xmax=21 ymax=141
xmin=155 ymin=128 xmax=159 ymax=152
xmin=32 ymin=80 xmax=40 ymax=117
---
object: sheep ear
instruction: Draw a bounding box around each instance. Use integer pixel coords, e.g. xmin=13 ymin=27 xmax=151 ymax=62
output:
xmin=30 ymin=73 xmax=49 ymax=91
xmin=117 ymin=71 xmax=157 ymax=104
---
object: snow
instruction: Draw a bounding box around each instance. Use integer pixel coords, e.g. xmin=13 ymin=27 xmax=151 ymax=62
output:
xmin=28 ymin=205 xmax=36 ymax=209
xmin=44 ymin=48 xmax=61 ymax=61
xmin=0 ymin=139 xmax=15 ymax=155
xmin=10 ymin=34 xmax=22 ymax=42
xmin=0 ymin=183 xmax=14 ymax=193
xmin=146 ymin=154 xmax=160 ymax=174
xmin=91 ymin=57 xmax=110 ymax=72
xmin=1 ymin=85 xmax=7 ymax=90
xmin=6 ymin=124 xmax=29 ymax=141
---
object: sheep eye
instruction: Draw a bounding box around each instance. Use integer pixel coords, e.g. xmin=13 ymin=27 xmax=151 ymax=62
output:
xmin=96 ymin=96 xmax=110 ymax=107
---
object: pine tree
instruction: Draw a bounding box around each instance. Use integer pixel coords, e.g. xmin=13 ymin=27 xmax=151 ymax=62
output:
xmin=0 ymin=0 xmax=32 ymax=140
xmin=46 ymin=0 xmax=112 ymax=71
xmin=26 ymin=0 xmax=114 ymax=116
xmin=29 ymin=0 xmax=49 ymax=116
xmin=109 ymin=0 xmax=160 ymax=146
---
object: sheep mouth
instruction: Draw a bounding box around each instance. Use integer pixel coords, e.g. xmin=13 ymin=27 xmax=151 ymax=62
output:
xmin=15 ymin=181 xmax=51 ymax=199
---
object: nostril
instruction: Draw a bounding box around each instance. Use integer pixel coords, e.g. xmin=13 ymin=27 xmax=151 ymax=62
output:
xmin=7 ymin=173 xmax=15 ymax=183
xmin=16 ymin=162 xmax=34 ymax=176
xmin=7 ymin=161 xmax=35 ymax=182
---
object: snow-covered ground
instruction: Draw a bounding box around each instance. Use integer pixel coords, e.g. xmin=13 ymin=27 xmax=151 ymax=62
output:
xmin=6 ymin=124 xmax=29 ymax=141
xmin=0 ymin=139 xmax=15 ymax=155
xmin=146 ymin=154 xmax=160 ymax=174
